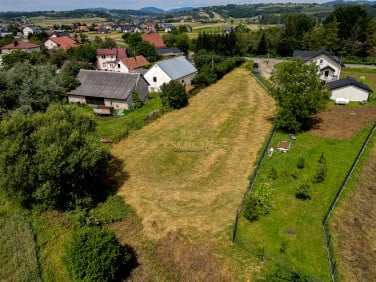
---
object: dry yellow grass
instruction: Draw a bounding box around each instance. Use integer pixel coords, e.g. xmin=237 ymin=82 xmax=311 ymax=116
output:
xmin=112 ymin=66 xmax=275 ymax=243
xmin=331 ymin=144 xmax=376 ymax=282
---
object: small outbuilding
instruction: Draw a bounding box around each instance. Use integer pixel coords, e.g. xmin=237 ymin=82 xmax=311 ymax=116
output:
xmin=327 ymin=77 xmax=373 ymax=102
xmin=277 ymin=141 xmax=291 ymax=153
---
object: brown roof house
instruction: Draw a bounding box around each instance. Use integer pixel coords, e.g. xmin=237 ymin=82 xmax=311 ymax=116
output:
xmin=67 ymin=70 xmax=150 ymax=110
xmin=44 ymin=36 xmax=78 ymax=50
xmin=142 ymin=32 xmax=166 ymax=49
xmin=1 ymin=41 xmax=40 ymax=55
xmin=118 ymin=55 xmax=149 ymax=73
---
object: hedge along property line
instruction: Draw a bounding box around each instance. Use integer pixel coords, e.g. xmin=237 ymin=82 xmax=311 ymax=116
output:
xmin=322 ymin=122 xmax=376 ymax=282
xmin=232 ymin=123 xmax=278 ymax=243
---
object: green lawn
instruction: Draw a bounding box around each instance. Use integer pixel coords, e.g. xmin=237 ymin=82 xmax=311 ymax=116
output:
xmin=81 ymin=93 xmax=163 ymax=142
xmin=234 ymin=124 xmax=375 ymax=280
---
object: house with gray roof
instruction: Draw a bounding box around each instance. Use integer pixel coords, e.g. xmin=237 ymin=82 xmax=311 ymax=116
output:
xmin=327 ymin=77 xmax=373 ymax=102
xmin=293 ymin=48 xmax=345 ymax=82
xmin=144 ymin=56 xmax=197 ymax=92
xmin=67 ymin=70 xmax=149 ymax=110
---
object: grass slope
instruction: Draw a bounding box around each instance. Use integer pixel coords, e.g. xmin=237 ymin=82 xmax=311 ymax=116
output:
xmin=111 ymin=65 xmax=275 ymax=279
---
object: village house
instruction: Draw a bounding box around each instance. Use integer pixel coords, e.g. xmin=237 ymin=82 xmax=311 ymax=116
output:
xmin=144 ymin=56 xmax=198 ymax=92
xmin=96 ymin=48 xmax=127 ymax=71
xmin=1 ymin=41 xmax=40 ymax=55
xmin=293 ymin=48 xmax=345 ymax=82
xmin=23 ymin=26 xmax=42 ymax=37
xmin=117 ymin=55 xmax=150 ymax=73
xmin=157 ymin=47 xmax=184 ymax=58
xmin=327 ymin=77 xmax=373 ymax=103
xmin=44 ymin=36 xmax=78 ymax=50
xmin=0 ymin=26 xmax=12 ymax=38
xmin=142 ymin=31 xmax=166 ymax=49
xmin=67 ymin=70 xmax=150 ymax=110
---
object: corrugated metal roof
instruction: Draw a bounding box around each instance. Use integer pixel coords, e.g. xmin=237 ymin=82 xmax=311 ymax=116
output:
xmin=155 ymin=56 xmax=197 ymax=80
xmin=68 ymin=70 xmax=141 ymax=100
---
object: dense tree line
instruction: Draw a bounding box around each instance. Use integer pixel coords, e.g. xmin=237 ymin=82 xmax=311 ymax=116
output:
xmin=191 ymin=5 xmax=375 ymax=59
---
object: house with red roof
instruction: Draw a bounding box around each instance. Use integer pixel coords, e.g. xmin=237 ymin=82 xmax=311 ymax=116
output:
xmin=44 ymin=36 xmax=78 ymax=50
xmin=142 ymin=32 xmax=166 ymax=49
xmin=1 ymin=41 xmax=40 ymax=55
xmin=118 ymin=55 xmax=150 ymax=73
xmin=96 ymin=48 xmax=128 ymax=71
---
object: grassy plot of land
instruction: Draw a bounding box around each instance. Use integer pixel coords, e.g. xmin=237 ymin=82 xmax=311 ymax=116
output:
xmin=235 ymin=123 xmax=375 ymax=281
xmin=0 ymin=201 xmax=41 ymax=281
xmin=331 ymin=143 xmax=376 ymax=282
xmin=81 ymin=93 xmax=162 ymax=142
xmin=111 ymin=66 xmax=275 ymax=279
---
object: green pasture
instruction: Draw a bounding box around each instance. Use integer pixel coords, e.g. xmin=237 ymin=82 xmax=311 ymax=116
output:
xmin=234 ymin=124 xmax=375 ymax=280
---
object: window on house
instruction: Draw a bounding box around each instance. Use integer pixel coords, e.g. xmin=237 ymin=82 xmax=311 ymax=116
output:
xmin=118 ymin=64 xmax=120 ymax=68
xmin=153 ymin=77 xmax=157 ymax=82
xmin=102 ymin=55 xmax=105 ymax=59
xmin=324 ymin=71 xmax=329 ymax=77
xmin=103 ymin=63 xmax=106 ymax=68
xmin=319 ymin=59 xmax=323 ymax=64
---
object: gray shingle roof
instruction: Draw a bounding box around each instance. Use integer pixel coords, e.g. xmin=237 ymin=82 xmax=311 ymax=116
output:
xmin=68 ymin=70 xmax=142 ymax=100
xmin=327 ymin=77 xmax=373 ymax=93
xmin=293 ymin=48 xmax=345 ymax=67
xmin=155 ymin=56 xmax=197 ymax=80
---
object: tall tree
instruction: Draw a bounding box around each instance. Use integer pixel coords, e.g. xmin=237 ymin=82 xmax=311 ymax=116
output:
xmin=270 ymin=58 xmax=330 ymax=132
xmin=0 ymin=104 xmax=110 ymax=210
xmin=0 ymin=61 xmax=64 ymax=115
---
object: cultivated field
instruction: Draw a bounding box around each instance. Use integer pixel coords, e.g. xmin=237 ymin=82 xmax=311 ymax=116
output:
xmin=111 ymin=66 xmax=275 ymax=279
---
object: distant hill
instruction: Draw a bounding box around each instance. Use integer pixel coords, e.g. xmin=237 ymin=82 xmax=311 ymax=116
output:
xmin=169 ymin=7 xmax=195 ymax=12
xmin=139 ymin=7 xmax=165 ymax=13
xmin=323 ymin=0 xmax=376 ymax=5
xmin=86 ymin=7 xmax=108 ymax=11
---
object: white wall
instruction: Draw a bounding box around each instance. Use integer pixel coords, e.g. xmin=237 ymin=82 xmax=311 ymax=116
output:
xmin=144 ymin=64 xmax=172 ymax=92
xmin=67 ymin=95 xmax=86 ymax=104
xmin=44 ymin=39 xmax=58 ymax=50
xmin=97 ymin=55 xmax=118 ymax=71
xmin=104 ymin=98 xmax=130 ymax=110
xmin=330 ymin=86 xmax=370 ymax=102
xmin=312 ymin=54 xmax=341 ymax=81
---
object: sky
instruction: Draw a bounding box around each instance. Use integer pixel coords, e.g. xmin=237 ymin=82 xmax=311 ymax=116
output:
xmin=1 ymin=0 xmax=325 ymax=12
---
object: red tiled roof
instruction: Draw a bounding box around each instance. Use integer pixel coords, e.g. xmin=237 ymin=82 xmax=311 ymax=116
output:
xmin=49 ymin=36 xmax=78 ymax=50
xmin=1 ymin=41 xmax=40 ymax=50
xmin=142 ymin=33 xmax=166 ymax=49
xmin=96 ymin=48 xmax=127 ymax=60
xmin=120 ymin=55 xmax=149 ymax=70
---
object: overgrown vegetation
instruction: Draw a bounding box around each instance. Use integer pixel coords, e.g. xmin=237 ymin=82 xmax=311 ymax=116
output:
xmin=63 ymin=226 xmax=131 ymax=282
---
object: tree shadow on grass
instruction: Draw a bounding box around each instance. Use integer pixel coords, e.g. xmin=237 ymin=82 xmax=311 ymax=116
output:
xmin=118 ymin=244 xmax=140 ymax=281
xmin=302 ymin=117 xmax=323 ymax=131
xmin=105 ymin=156 xmax=130 ymax=195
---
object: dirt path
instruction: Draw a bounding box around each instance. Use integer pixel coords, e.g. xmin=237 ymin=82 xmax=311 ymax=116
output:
xmin=112 ymin=67 xmax=275 ymax=241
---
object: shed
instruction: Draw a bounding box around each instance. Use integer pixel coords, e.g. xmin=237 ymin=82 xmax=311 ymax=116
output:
xmin=327 ymin=77 xmax=373 ymax=102
xmin=67 ymin=70 xmax=149 ymax=110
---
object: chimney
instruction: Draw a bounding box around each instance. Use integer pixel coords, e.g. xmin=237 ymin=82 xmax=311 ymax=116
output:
xmin=13 ymin=41 xmax=18 ymax=46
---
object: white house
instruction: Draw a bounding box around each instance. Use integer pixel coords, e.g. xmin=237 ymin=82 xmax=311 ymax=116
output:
xmin=293 ymin=49 xmax=345 ymax=82
xmin=96 ymin=48 xmax=127 ymax=71
xmin=44 ymin=36 xmax=77 ymax=50
xmin=144 ymin=56 xmax=198 ymax=92
xmin=327 ymin=77 xmax=373 ymax=102
xmin=67 ymin=70 xmax=149 ymax=110
xmin=23 ymin=26 xmax=42 ymax=37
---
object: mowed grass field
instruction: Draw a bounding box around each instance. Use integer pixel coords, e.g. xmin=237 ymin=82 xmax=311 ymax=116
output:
xmin=112 ymin=66 xmax=275 ymax=242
